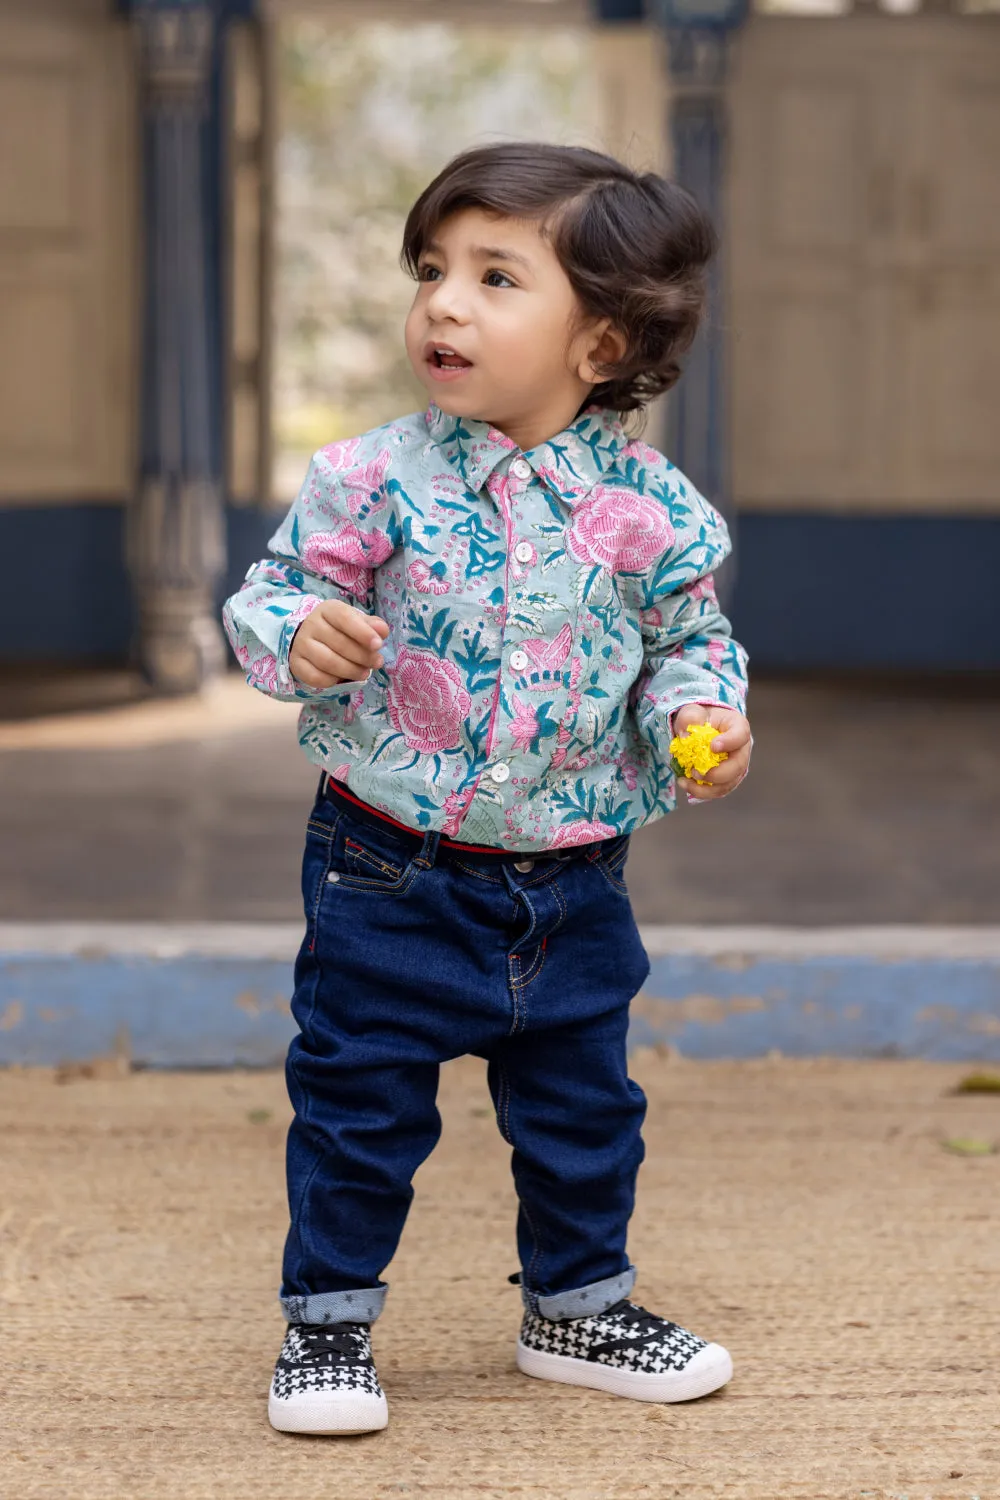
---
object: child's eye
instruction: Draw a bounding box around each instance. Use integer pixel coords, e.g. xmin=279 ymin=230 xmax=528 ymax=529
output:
xmin=418 ymin=264 xmax=442 ymax=282
xmin=484 ymin=268 xmax=515 ymax=289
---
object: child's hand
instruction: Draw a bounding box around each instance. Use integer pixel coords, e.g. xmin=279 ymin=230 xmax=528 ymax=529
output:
xmin=289 ymin=600 xmax=390 ymax=689
xmin=672 ymin=703 xmax=752 ymax=802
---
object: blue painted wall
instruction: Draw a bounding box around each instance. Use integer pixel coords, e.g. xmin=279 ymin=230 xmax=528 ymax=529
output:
xmin=0 ymin=503 xmax=281 ymax=663
xmin=3 ymin=504 xmax=997 ymax=670
xmin=730 ymin=514 xmax=1000 ymax=672
xmin=2 ymin=942 xmax=998 ymax=1067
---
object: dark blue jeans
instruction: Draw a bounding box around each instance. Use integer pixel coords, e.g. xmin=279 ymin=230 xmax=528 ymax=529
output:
xmin=280 ymin=777 xmax=650 ymax=1327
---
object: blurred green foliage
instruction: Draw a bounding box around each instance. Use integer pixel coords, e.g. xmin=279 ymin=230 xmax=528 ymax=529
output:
xmin=272 ymin=20 xmax=596 ymax=497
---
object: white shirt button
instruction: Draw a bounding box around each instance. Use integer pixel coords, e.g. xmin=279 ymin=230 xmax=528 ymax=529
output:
xmin=489 ymin=762 xmax=511 ymax=784
xmin=513 ymin=541 xmax=534 ymax=565
xmin=509 ymin=649 xmax=529 ymax=671
xmin=510 ymin=457 xmax=531 ymax=480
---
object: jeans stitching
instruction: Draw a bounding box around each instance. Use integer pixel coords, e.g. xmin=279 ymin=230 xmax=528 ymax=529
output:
xmin=508 ymin=954 xmax=522 ymax=1035
xmin=594 ymin=861 xmax=629 ymax=896
xmin=549 ymin=877 xmax=568 ymax=932
xmin=518 ymin=939 xmax=547 ymax=988
xmin=285 ymin=1049 xmax=325 ymax=1285
xmin=344 ymin=837 xmax=403 ymax=880
xmin=499 ymin=1060 xmax=544 ymax=1298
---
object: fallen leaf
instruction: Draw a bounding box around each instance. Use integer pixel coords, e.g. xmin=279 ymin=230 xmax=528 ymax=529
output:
xmin=247 ymin=1108 xmax=272 ymax=1125
xmin=952 ymin=1071 xmax=1000 ymax=1095
xmin=941 ymin=1136 xmax=996 ymax=1156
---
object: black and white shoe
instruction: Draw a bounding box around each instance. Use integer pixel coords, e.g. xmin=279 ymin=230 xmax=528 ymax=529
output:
xmin=268 ymin=1321 xmax=388 ymax=1434
xmin=516 ymin=1299 xmax=733 ymax=1403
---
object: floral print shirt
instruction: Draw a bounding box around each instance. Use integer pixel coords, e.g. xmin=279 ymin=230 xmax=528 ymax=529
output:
xmin=223 ymin=403 xmax=748 ymax=851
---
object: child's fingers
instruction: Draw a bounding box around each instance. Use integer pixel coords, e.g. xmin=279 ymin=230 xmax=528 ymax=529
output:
xmin=300 ymin=639 xmax=378 ymax=681
xmin=700 ymin=755 xmax=744 ymax=787
xmin=316 ymin=601 xmax=389 ymax=653
xmin=678 ymin=777 xmax=718 ymax=801
xmin=709 ymin=720 xmax=752 ymax=753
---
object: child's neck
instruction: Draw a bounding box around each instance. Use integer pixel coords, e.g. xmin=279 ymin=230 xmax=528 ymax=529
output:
xmin=476 ymin=394 xmax=590 ymax=455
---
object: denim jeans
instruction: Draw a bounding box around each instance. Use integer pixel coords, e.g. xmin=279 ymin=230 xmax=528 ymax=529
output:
xmin=280 ymin=776 xmax=650 ymax=1327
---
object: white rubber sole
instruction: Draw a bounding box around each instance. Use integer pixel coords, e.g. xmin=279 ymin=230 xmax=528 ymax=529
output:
xmin=268 ymin=1388 xmax=388 ymax=1434
xmin=516 ymin=1339 xmax=733 ymax=1403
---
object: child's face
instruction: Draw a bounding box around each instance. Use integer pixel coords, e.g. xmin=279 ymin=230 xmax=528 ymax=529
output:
xmin=404 ymin=208 xmax=612 ymax=450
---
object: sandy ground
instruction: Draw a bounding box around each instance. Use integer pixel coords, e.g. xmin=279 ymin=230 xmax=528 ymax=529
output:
xmin=2 ymin=1054 xmax=999 ymax=1500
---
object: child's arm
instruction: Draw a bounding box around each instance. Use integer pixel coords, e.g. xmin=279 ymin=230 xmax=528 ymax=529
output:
xmin=635 ymin=488 xmax=751 ymax=801
xmin=223 ymin=447 xmax=395 ymax=702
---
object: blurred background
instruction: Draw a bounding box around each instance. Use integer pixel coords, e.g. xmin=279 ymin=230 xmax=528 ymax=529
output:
xmin=0 ymin=0 xmax=997 ymax=926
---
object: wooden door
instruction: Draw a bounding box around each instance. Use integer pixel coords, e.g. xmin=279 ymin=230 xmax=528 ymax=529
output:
xmin=0 ymin=6 xmax=135 ymax=501
xmin=728 ymin=17 xmax=1000 ymax=515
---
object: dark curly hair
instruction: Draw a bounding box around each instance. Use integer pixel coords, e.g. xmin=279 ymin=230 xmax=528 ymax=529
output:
xmin=401 ymin=142 xmax=716 ymax=419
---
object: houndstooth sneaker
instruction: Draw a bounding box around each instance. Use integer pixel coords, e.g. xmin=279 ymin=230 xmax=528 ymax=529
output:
xmin=268 ymin=1321 xmax=388 ymax=1434
xmin=516 ymin=1299 xmax=733 ymax=1403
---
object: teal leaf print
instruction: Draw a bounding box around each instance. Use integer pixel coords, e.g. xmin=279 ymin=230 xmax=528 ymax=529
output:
xmin=453 ymin=631 xmax=502 ymax=693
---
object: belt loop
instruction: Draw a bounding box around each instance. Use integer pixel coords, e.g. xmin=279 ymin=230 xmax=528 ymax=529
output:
xmin=320 ymin=771 xmax=330 ymax=798
xmin=418 ymin=830 xmax=441 ymax=869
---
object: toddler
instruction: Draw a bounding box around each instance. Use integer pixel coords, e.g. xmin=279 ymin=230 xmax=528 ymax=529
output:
xmin=224 ymin=142 xmax=751 ymax=1435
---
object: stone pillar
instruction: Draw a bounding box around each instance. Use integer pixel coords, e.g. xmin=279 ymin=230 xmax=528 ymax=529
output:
xmin=661 ymin=29 xmax=733 ymax=529
xmin=129 ymin=1 xmax=226 ymax=694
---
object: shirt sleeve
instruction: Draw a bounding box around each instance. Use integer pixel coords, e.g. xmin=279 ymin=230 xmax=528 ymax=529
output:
xmin=634 ymin=486 xmax=749 ymax=756
xmin=222 ymin=446 xmax=397 ymax=702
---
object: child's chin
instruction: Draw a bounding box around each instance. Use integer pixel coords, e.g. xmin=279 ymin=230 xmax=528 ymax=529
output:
xmin=425 ymin=388 xmax=487 ymax=419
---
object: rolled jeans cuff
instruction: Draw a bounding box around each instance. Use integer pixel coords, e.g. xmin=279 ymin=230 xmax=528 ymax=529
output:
xmin=525 ymin=1265 xmax=636 ymax=1322
xmin=280 ymin=1284 xmax=387 ymax=1325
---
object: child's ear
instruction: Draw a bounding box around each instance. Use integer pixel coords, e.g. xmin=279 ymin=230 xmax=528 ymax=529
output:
xmin=579 ymin=320 xmax=628 ymax=385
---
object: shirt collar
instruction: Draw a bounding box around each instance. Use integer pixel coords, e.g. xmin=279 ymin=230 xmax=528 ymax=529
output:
xmin=425 ymin=403 xmax=626 ymax=501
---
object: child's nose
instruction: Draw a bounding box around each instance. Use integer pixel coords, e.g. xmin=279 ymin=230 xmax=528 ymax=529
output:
xmin=426 ymin=276 xmax=469 ymax=323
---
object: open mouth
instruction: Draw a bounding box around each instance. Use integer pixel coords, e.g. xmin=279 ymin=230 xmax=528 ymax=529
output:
xmin=426 ymin=344 xmax=473 ymax=375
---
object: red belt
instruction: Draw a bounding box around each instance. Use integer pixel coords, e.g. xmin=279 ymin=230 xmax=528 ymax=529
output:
xmin=323 ymin=776 xmax=513 ymax=855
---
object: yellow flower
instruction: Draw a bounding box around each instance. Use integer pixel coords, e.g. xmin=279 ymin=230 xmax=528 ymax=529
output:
xmin=669 ymin=722 xmax=728 ymax=784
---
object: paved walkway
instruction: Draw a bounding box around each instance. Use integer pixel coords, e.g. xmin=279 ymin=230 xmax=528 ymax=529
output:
xmin=0 ymin=675 xmax=998 ymax=924
xmin=2 ymin=1054 xmax=997 ymax=1499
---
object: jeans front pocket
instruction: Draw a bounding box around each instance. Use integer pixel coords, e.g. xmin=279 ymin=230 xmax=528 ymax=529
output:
xmin=310 ymin=805 xmax=423 ymax=900
xmin=593 ymin=833 xmax=631 ymax=895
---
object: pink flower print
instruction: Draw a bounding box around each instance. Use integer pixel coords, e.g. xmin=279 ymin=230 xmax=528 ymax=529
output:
xmin=708 ymin=638 xmax=726 ymax=672
xmin=685 ymin=575 xmax=718 ymax=605
xmin=487 ymin=426 xmax=518 ymax=450
xmin=388 ymin=648 xmax=472 ymax=754
xmin=408 ymin=560 xmax=450 ymax=596
xmin=509 ymin=696 xmax=540 ymax=754
xmin=301 ymin=523 xmax=394 ymax=600
xmin=442 ymin=790 xmax=470 ymax=838
xmin=547 ymin=820 xmax=617 ymax=849
xmin=640 ymin=606 xmax=663 ymax=628
xmin=621 ymin=439 xmax=662 ymax=468
xmin=516 ymin=623 xmax=573 ymax=691
xmin=567 ymin=487 xmax=673 ymax=574
xmin=248 ymin=653 xmax=277 ymax=693
xmin=319 ymin=436 xmax=362 ymax=472
xmin=330 ymin=763 xmax=352 ymax=782
xmin=618 ymin=749 xmax=640 ymax=791
xmin=342 ymin=688 xmax=366 ymax=726
xmin=233 ymin=641 xmax=251 ymax=669
xmin=341 ymin=448 xmax=392 ymax=518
